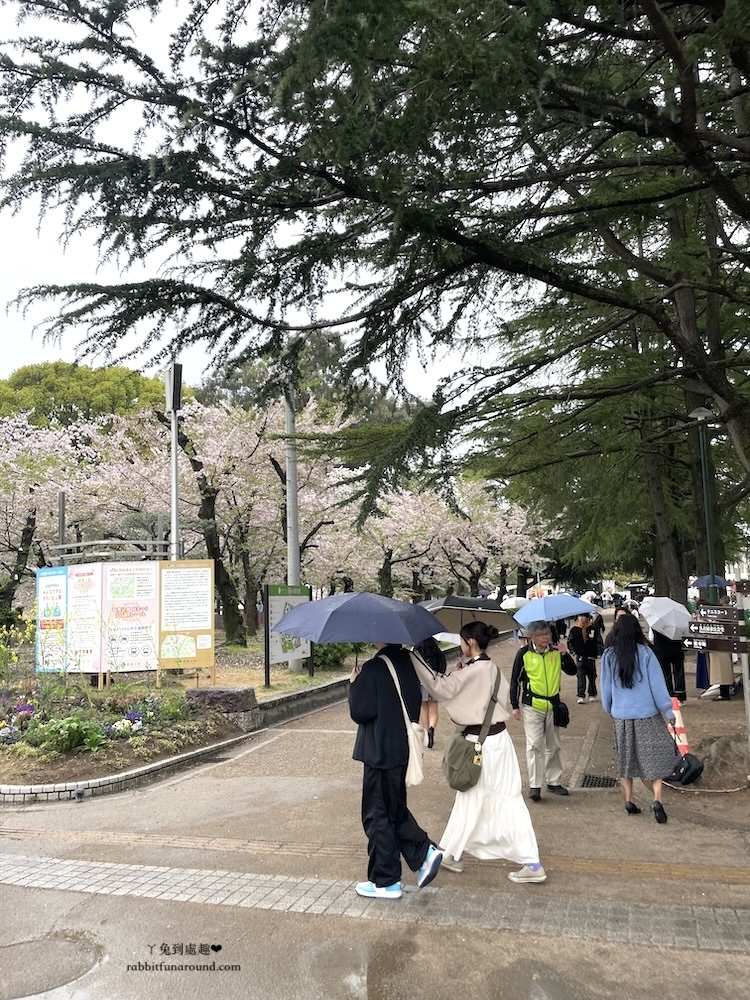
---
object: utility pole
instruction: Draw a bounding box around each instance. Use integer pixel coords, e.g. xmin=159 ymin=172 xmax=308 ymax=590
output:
xmin=285 ymin=385 xmax=304 ymax=673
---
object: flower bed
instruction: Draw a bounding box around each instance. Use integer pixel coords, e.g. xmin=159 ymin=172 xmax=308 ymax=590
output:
xmin=0 ymin=677 xmax=242 ymax=784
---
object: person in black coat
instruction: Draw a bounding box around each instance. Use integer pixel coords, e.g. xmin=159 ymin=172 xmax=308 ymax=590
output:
xmin=568 ymin=613 xmax=599 ymax=703
xmin=348 ymin=642 xmax=442 ymax=898
xmin=651 ymin=629 xmax=687 ymax=703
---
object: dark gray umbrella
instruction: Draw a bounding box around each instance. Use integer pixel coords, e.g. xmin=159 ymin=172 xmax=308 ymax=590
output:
xmin=273 ymin=592 xmax=443 ymax=645
xmin=418 ymin=595 xmax=516 ymax=634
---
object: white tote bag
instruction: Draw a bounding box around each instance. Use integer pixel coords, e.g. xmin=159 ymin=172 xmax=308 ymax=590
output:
xmin=380 ymin=654 xmax=425 ymax=787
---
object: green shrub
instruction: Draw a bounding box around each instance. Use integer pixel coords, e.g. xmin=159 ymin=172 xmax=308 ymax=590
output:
xmin=313 ymin=643 xmax=356 ymax=670
xmin=25 ymin=714 xmax=107 ymax=753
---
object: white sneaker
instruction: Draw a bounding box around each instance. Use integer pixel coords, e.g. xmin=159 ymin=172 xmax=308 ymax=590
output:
xmin=576 ymin=697 xmax=585 ymax=704
xmin=508 ymin=864 xmax=547 ymax=884
xmin=355 ymin=881 xmax=402 ymax=899
xmin=588 ymin=695 xmax=599 ymax=702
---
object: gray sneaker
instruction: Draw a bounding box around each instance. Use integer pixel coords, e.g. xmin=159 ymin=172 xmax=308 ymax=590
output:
xmin=508 ymin=864 xmax=547 ymax=884
xmin=441 ymin=856 xmax=463 ymax=873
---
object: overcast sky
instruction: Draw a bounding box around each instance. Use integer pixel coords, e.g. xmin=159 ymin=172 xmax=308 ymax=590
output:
xmin=0 ymin=5 xmax=454 ymax=395
xmin=1 ymin=201 xmax=454 ymax=397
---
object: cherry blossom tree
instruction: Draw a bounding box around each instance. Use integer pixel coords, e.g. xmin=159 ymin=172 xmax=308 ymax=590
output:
xmin=0 ymin=414 xmax=96 ymax=618
xmin=435 ymin=481 xmax=540 ymax=597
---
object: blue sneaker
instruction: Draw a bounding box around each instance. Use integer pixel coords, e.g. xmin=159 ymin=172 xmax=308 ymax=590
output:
xmin=416 ymin=845 xmax=443 ymax=888
xmin=355 ymin=881 xmax=402 ymax=899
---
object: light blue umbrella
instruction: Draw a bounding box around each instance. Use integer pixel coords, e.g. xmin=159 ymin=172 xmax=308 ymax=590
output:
xmin=273 ymin=592 xmax=443 ymax=645
xmin=513 ymin=594 xmax=598 ymax=626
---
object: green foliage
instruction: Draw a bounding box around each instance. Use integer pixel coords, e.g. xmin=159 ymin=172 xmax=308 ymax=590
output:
xmin=2 ymin=1 xmax=750 ymax=591
xmin=25 ymin=713 xmax=107 ymax=753
xmin=0 ymin=362 xmax=171 ymax=426
xmin=312 ymin=643 xmax=355 ymax=670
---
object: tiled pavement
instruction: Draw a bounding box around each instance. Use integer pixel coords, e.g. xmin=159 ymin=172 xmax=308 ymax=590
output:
xmin=1 ymin=851 xmax=748 ymax=953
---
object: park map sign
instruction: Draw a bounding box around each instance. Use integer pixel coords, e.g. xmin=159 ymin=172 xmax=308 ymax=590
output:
xmin=36 ymin=560 xmax=215 ymax=675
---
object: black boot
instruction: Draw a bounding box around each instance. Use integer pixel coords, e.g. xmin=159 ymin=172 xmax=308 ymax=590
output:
xmin=427 ymin=726 xmax=435 ymax=749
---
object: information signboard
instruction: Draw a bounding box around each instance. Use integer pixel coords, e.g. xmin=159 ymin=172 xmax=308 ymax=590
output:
xmin=66 ymin=563 xmax=104 ymax=673
xmin=36 ymin=566 xmax=68 ymax=673
xmin=683 ymin=636 xmax=747 ymax=653
xmin=698 ymin=605 xmax=741 ymax=621
xmin=266 ymin=584 xmax=312 ymax=667
xmin=35 ymin=560 xmax=215 ymax=677
xmin=103 ymin=562 xmax=159 ymax=673
xmin=158 ymin=560 xmax=215 ymax=672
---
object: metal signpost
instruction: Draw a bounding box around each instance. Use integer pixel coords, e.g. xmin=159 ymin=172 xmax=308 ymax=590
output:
xmin=686 ymin=593 xmax=750 ymax=763
xmin=684 ymin=604 xmax=748 ymax=654
xmin=735 ymin=582 xmax=750 ymax=763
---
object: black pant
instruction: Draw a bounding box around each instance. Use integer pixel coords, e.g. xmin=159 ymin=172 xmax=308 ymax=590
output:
xmin=576 ymin=657 xmax=597 ymax=698
xmin=361 ymin=764 xmax=431 ymax=887
xmin=658 ymin=656 xmax=686 ymax=701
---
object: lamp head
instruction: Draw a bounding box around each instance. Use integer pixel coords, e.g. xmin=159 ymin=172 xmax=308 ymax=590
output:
xmin=689 ymin=406 xmax=713 ymax=421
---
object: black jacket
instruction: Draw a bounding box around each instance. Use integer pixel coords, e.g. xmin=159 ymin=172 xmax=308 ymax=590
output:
xmin=568 ymin=625 xmax=599 ymax=660
xmin=651 ymin=630 xmax=685 ymax=666
xmin=349 ymin=645 xmax=422 ymax=769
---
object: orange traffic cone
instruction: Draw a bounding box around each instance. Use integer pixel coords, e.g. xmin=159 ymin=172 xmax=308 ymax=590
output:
xmin=668 ymin=697 xmax=689 ymax=756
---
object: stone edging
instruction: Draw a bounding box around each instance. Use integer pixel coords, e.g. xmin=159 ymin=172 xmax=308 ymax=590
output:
xmin=0 ymin=732 xmax=254 ymax=805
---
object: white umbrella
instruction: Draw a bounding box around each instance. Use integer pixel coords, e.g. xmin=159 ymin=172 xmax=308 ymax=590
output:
xmin=500 ymin=596 xmax=528 ymax=611
xmin=638 ymin=596 xmax=691 ymax=640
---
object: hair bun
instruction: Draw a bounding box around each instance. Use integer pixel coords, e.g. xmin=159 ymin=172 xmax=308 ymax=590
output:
xmin=488 ymin=625 xmax=499 ymax=639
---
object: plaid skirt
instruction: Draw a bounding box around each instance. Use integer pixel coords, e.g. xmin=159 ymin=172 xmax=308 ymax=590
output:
xmin=613 ymin=715 xmax=677 ymax=781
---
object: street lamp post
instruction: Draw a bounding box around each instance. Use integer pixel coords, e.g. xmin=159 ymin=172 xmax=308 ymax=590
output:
xmin=689 ymin=407 xmax=719 ymax=605
xmin=165 ymin=362 xmax=183 ymax=561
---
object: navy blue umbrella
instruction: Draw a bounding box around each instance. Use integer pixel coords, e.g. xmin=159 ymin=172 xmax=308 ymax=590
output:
xmin=693 ymin=575 xmax=728 ymax=589
xmin=273 ymin=592 xmax=443 ymax=645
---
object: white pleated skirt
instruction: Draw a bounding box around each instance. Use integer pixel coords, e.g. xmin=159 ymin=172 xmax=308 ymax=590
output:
xmin=440 ymin=729 xmax=540 ymax=865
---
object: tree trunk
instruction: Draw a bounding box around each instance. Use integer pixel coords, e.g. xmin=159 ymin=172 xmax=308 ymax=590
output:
xmin=517 ymin=565 xmax=531 ymax=597
xmin=377 ymin=552 xmax=393 ymax=597
xmin=0 ymin=509 xmax=37 ymax=620
xmin=641 ymin=442 xmax=686 ymax=602
xmin=468 ymin=557 xmax=487 ymax=597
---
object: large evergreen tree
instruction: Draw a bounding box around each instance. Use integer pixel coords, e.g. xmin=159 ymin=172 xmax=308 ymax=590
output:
xmin=2 ymin=2 xmax=750 ymax=586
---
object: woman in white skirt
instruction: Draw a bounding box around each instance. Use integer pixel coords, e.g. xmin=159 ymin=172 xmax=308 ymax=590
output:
xmin=411 ymin=621 xmax=546 ymax=884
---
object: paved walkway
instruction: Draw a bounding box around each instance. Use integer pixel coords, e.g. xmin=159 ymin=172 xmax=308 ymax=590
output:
xmin=1 ymin=850 xmax=748 ymax=954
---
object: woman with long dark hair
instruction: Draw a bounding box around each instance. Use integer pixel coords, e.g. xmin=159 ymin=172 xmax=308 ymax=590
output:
xmin=411 ymin=621 xmax=545 ymax=884
xmin=600 ymin=613 xmax=676 ymax=823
